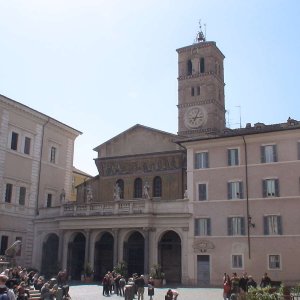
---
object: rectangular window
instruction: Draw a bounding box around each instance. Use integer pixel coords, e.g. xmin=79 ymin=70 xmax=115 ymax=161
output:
xmin=228 ymin=217 xmax=245 ymax=236
xmin=228 ymin=181 xmax=243 ymax=199
xmin=262 ymin=179 xmax=279 ymax=197
xmin=228 ymin=148 xmax=239 ymax=166
xmin=11 ymin=132 xmax=19 ymax=150
xmin=46 ymin=193 xmax=52 ymax=208
xmin=5 ymin=183 xmax=13 ymax=203
xmin=50 ymin=146 xmax=56 ymax=164
xmin=23 ymin=137 xmax=31 ymax=155
xmin=264 ymin=215 xmax=282 ymax=235
xmin=19 ymin=187 xmax=26 ymax=205
xmin=195 ymin=152 xmax=209 ymax=169
xmin=15 ymin=237 xmax=22 ymax=256
xmin=261 ymin=145 xmax=277 ymax=163
xmin=197 ymin=86 xmax=200 ymax=95
xmin=232 ymin=254 xmax=243 ymax=269
xmin=269 ymin=255 xmax=281 ymax=269
xmin=198 ymin=183 xmax=207 ymax=201
xmin=0 ymin=236 xmax=8 ymax=255
xmin=195 ymin=218 xmax=211 ymax=236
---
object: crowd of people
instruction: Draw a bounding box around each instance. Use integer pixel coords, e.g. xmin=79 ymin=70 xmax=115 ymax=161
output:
xmin=223 ymin=272 xmax=272 ymax=300
xmin=101 ymin=272 xmax=155 ymax=300
xmin=101 ymin=271 xmax=179 ymax=300
xmin=0 ymin=266 xmax=70 ymax=300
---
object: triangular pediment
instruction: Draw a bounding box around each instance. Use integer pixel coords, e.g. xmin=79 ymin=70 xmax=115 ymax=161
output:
xmin=94 ymin=124 xmax=181 ymax=158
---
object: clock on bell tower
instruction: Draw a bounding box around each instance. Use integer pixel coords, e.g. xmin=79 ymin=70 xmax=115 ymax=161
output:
xmin=177 ymin=25 xmax=226 ymax=137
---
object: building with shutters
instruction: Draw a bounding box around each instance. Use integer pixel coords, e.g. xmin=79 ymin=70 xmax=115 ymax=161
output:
xmin=1 ymin=26 xmax=300 ymax=286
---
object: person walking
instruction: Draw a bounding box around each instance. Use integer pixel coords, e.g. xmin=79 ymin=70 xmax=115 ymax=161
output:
xmin=147 ymin=277 xmax=154 ymax=300
xmin=135 ymin=275 xmax=145 ymax=300
xmin=223 ymin=273 xmax=231 ymax=300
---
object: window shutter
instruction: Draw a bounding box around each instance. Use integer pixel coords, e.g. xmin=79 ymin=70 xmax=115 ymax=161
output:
xmin=207 ymin=219 xmax=211 ymax=236
xmin=241 ymin=217 xmax=245 ymax=235
xmin=263 ymin=216 xmax=269 ymax=235
xmin=205 ymin=152 xmax=209 ymax=168
xmin=194 ymin=219 xmax=199 ymax=236
xmin=227 ymin=218 xmax=232 ymax=235
xmin=195 ymin=153 xmax=200 ymax=169
xmin=228 ymin=150 xmax=231 ymax=166
xmin=278 ymin=216 xmax=282 ymax=235
xmin=235 ymin=149 xmax=239 ymax=165
xmin=227 ymin=182 xmax=232 ymax=199
xmin=275 ymin=179 xmax=280 ymax=197
xmin=262 ymin=180 xmax=267 ymax=198
xmin=239 ymin=182 xmax=244 ymax=199
xmin=261 ymin=146 xmax=265 ymax=163
xmin=273 ymin=145 xmax=277 ymax=162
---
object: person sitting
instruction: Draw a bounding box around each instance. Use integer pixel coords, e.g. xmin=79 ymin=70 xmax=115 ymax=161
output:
xmin=0 ymin=274 xmax=16 ymax=300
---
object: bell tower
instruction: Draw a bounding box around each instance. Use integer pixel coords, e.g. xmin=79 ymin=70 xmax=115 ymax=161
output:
xmin=177 ymin=24 xmax=226 ymax=137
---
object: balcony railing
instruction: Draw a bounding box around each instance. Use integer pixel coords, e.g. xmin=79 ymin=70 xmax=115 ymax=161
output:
xmin=38 ymin=198 xmax=190 ymax=218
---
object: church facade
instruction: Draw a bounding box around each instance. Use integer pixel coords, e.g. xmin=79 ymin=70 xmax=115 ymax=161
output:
xmin=1 ymin=29 xmax=300 ymax=286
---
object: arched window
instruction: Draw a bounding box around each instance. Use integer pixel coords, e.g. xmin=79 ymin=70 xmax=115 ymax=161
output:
xmin=187 ymin=60 xmax=192 ymax=76
xmin=200 ymin=57 xmax=205 ymax=73
xmin=116 ymin=179 xmax=124 ymax=199
xmin=153 ymin=176 xmax=162 ymax=197
xmin=134 ymin=178 xmax=143 ymax=198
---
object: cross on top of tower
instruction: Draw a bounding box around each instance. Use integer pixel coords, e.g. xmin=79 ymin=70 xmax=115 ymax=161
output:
xmin=195 ymin=20 xmax=206 ymax=43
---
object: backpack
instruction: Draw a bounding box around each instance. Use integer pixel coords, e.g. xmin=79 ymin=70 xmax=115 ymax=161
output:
xmin=0 ymin=287 xmax=9 ymax=300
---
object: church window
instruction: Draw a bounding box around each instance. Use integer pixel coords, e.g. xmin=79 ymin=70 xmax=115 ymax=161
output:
xmin=134 ymin=178 xmax=143 ymax=198
xmin=187 ymin=60 xmax=192 ymax=76
xmin=153 ymin=176 xmax=162 ymax=197
xmin=116 ymin=179 xmax=124 ymax=199
xmin=200 ymin=57 xmax=205 ymax=73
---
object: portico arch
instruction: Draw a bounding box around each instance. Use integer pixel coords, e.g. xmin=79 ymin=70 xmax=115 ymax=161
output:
xmin=124 ymin=231 xmax=145 ymax=276
xmin=158 ymin=230 xmax=181 ymax=283
xmin=41 ymin=233 xmax=59 ymax=279
xmin=67 ymin=232 xmax=86 ymax=280
xmin=94 ymin=232 xmax=114 ymax=280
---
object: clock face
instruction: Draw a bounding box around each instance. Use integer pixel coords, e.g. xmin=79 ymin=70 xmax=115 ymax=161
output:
xmin=184 ymin=106 xmax=207 ymax=129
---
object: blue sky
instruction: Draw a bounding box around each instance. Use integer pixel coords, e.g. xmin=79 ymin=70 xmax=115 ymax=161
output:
xmin=1 ymin=0 xmax=299 ymax=176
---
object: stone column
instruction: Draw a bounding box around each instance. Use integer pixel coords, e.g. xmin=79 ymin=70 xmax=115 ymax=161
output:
xmin=143 ymin=228 xmax=150 ymax=275
xmin=58 ymin=230 xmax=65 ymax=269
xmin=84 ymin=229 xmax=91 ymax=265
xmin=61 ymin=231 xmax=69 ymax=271
xmin=113 ymin=229 xmax=119 ymax=267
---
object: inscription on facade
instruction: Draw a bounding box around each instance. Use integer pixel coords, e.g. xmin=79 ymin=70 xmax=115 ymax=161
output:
xmin=98 ymin=155 xmax=182 ymax=177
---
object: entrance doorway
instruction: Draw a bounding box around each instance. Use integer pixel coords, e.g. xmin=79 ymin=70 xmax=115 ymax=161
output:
xmin=197 ymin=255 xmax=210 ymax=286
xmin=41 ymin=234 xmax=59 ymax=278
xmin=94 ymin=232 xmax=114 ymax=280
xmin=124 ymin=231 xmax=144 ymax=276
xmin=67 ymin=233 xmax=86 ymax=280
xmin=159 ymin=231 xmax=181 ymax=283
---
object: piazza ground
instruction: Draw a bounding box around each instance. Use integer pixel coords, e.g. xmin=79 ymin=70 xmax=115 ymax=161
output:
xmin=69 ymin=284 xmax=222 ymax=300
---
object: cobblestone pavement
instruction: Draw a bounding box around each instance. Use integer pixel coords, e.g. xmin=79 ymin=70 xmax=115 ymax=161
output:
xmin=69 ymin=284 xmax=222 ymax=300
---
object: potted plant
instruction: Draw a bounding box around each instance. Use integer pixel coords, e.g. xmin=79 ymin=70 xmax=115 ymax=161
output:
xmin=149 ymin=264 xmax=165 ymax=287
xmin=82 ymin=263 xmax=94 ymax=283
xmin=113 ymin=261 xmax=128 ymax=277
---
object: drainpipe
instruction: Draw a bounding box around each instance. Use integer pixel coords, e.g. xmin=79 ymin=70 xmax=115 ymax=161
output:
xmin=36 ymin=118 xmax=50 ymax=215
xmin=242 ymin=135 xmax=251 ymax=259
